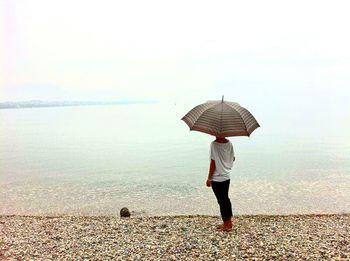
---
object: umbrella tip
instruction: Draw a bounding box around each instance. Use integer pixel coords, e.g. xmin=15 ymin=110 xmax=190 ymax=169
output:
xmin=222 ymin=95 xmax=224 ymax=102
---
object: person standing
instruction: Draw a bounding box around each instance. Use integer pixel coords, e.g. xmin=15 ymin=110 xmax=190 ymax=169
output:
xmin=206 ymin=136 xmax=235 ymax=231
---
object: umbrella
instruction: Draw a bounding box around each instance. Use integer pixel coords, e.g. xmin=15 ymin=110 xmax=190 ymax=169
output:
xmin=181 ymin=96 xmax=260 ymax=137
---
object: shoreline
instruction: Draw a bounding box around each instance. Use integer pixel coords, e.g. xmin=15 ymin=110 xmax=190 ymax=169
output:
xmin=1 ymin=213 xmax=349 ymax=260
xmin=1 ymin=212 xmax=349 ymax=220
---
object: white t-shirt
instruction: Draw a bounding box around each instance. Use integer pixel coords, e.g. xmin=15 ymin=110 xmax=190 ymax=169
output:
xmin=210 ymin=141 xmax=235 ymax=182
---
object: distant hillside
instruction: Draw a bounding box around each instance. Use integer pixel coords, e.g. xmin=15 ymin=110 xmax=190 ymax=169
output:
xmin=0 ymin=100 xmax=156 ymax=109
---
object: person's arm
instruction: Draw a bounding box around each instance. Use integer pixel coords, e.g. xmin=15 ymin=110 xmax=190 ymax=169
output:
xmin=206 ymin=159 xmax=215 ymax=187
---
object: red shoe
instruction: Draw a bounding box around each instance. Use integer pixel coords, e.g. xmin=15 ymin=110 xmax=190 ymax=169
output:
xmin=218 ymin=220 xmax=232 ymax=232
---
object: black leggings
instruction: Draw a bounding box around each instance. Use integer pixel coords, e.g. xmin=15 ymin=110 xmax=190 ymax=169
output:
xmin=211 ymin=179 xmax=233 ymax=221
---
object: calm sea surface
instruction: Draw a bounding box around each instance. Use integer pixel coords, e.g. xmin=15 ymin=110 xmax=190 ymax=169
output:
xmin=1 ymin=104 xmax=350 ymax=216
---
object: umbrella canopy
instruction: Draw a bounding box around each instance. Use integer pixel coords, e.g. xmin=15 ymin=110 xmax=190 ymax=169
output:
xmin=181 ymin=97 xmax=260 ymax=137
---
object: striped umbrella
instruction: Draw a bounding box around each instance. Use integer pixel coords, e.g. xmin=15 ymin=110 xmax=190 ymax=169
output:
xmin=181 ymin=97 xmax=260 ymax=137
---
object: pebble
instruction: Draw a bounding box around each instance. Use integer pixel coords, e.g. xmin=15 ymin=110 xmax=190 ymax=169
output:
xmin=0 ymin=214 xmax=349 ymax=260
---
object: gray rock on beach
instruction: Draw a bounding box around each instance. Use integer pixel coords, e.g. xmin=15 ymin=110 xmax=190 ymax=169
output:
xmin=120 ymin=207 xmax=131 ymax=217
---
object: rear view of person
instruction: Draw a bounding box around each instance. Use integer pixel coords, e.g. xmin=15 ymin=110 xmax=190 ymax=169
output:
xmin=206 ymin=136 xmax=235 ymax=231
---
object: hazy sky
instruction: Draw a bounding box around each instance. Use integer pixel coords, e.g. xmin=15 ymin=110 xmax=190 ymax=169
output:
xmin=1 ymin=0 xmax=350 ymax=137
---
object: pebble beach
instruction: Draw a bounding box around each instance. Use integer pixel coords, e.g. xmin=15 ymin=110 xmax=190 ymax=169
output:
xmin=1 ymin=214 xmax=349 ymax=260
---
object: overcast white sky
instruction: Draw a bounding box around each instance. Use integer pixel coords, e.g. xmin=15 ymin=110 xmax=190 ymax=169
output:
xmin=1 ymin=0 xmax=350 ymax=137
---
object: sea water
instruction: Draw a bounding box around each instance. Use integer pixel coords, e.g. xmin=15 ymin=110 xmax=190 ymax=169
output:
xmin=1 ymin=104 xmax=349 ymax=216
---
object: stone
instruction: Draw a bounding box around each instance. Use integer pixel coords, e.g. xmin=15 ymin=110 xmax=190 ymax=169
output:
xmin=120 ymin=207 xmax=131 ymax=217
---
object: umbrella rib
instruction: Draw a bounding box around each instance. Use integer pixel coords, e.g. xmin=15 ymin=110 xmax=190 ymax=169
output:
xmin=219 ymin=103 xmax=224 ymax=135
xmin=229 ymin=104 xmax=249 ymax=136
